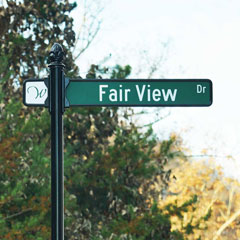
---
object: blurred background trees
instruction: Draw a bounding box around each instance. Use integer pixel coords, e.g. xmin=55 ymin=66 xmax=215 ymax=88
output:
xmin=0 ymin=0 xmax=240 ymax=239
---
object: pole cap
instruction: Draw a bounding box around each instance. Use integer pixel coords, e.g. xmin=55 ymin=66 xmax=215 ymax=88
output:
xmin=49 ymin=43 xmax=64 ymax=64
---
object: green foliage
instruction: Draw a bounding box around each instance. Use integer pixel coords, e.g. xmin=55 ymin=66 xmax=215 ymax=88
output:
xmin=68 ymin=126 xmax=156 ymax=214
xmin=100 ymin=203 xmax=184 ymax=240
xmin=164 ymin=195 xmax=211 ymax=237
xmin=0 ymin=0 xmax=78 ymax=97
xmin=85 ymin=64 xmax=132 ymax=79
xmin=110 ymin=64 xmax=132 ymax=79
xmin=165 ymin=195 xmax=198 ymax=220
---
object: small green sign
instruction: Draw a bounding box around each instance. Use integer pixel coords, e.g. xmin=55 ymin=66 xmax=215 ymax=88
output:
xmin=66 ymin=79 xmax=212 ymax=106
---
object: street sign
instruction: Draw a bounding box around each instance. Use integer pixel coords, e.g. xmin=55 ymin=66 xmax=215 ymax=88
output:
xmin=23 ymin=78 xmax=48 ymax=106
xmin=66 ymin=79 xmax=212 ymax=107
xmin=23 ymin=79 xmax=212 ymax=107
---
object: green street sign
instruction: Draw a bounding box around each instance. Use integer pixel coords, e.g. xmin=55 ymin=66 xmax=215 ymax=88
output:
xmin=66 ymin=79 xmax=212 ymax=107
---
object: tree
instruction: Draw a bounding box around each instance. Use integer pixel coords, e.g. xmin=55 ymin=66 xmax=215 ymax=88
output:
xmin=158 ymin=158 xmax=240 ymax=240
xmin=0 ymin=1 xmax=198 ymax=239
xmin=0 ymin=1 xmax=77 ymax=238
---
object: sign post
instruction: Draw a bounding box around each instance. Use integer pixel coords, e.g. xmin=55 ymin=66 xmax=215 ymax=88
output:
xmin=48 ymin=43 xmax=65 ymax=240
xmin=23 ymin=43 xmax=213 ymax=240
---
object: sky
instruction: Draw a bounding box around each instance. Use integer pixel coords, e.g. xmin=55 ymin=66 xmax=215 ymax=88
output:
xmin=71 ymin=0 xmax=240 ymax=179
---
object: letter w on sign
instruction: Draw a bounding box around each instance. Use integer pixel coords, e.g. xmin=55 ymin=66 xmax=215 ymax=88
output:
xmin=23 ymin=78 xmax=49 ymax=107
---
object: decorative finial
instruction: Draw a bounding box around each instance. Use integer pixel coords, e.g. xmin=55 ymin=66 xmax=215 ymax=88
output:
xmin=49 ymin=43 xmax=64 ymax=63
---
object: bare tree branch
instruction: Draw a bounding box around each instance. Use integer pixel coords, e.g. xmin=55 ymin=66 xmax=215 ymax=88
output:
xmin=227 ymin=186 xmax=235 ymax=217
xmin=3 ymin=208 xmax=32 ymax=220
xmin=73 ymin=0 xmax=104 ymax=60
xmin=213 ymin=209 xmax=240 ymax=240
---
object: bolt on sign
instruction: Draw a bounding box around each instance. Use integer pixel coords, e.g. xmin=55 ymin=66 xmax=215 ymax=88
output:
xmin=22 ymin=43 xmax=213 ymax=240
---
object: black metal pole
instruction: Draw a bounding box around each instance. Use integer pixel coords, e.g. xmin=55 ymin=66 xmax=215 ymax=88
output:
xmin=48 ymin=43 xmax=65 ymax=240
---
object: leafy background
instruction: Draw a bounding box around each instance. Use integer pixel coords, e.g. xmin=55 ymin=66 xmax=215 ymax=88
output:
xmin=0 ymin=1 xmax=239 ymax=239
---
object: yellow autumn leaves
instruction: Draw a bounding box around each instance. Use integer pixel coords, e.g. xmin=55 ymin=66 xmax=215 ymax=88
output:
xmin=157 ymin=159 xmax=240 ymax=240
